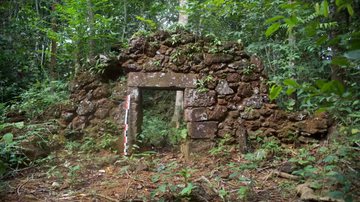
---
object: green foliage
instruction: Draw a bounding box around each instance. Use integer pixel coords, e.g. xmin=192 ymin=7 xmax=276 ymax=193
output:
xmin=271 ymin=78 xmax=360 ymax=124
xmin=288 ymin=128 xmax=359 ymax=200
xmin=136 ymin=16 xmax=157 ymax=31
xmin=139 ymin=111 xmax=187 ymax=148
xmin=196 ymin=75 xmax=214 ymax=92
xmin=0 ymin=121 xmax=53 ymax=178
xmin=67 ymin=164 xmax=81 ymax=185
xmin=151 ymin=165 xmax=196 ymax=200
xmin=209 ymin=134 xmax=232 ymax=157
xmin=10 ymin=80 xmax=68 ymax=119
xmin=269 ymin=85 xmax=283 ymax=101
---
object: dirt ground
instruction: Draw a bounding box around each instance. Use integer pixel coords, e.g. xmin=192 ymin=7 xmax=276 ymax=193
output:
xmin=1 ymin=146 xmax=303 ymax=202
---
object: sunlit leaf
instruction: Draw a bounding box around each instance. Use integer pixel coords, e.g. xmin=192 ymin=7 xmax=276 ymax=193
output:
xmin=351 ymin=128 xmax=360 ymax=134
xmin=180 ymin=183 xmax=194 ymax=196
xmin=286 ymin=88 xmax=296 ymax=95
xmin=14 ymin=122 xmax=24 ymax=129
xmin=2 ymin=133 xmax=13 ymax=144
xmin=346 ymin=4 xmax=354 ymax=16
xmin=321 ymin=0 xmax=329 ymax=17
xmin=269 ymin=85 xmax=282 ymax=101
xmin=158 ymin=184 xmax=167 ymax=193
xmin=283 ymin=79 xmax=300 ymax=88
xmin=265 ymin=23 xmax=281 ymax=37
xmin=265 ymin=15 xmax=284 ymax=24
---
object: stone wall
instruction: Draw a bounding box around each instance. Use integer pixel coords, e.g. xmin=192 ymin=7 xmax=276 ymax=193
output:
xmin=61 ymin=29 xmax=330 ymax=152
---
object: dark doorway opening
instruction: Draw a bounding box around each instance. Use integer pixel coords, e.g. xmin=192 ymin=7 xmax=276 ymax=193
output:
xmin=137 ymin=88 xmax=186 ymax=152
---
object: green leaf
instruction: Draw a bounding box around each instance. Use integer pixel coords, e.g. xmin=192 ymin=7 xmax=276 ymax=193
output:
xmin=331 ymin=56 xmax=350 ymax=66
xmin=320 ymin=81 xmax=333 ymax=93
xmin=335 ymin=0 xmax=344 ymax=7
xmin=265 ymin=16 xmax=284 ymax=24
xmin=265 ymin=23 xmax=281 ymax=37
xmin=351 ymin=128 xmax=360 ymax=134
xmin=346 ymin=4 xmax=354 ymax=16
xmin=286 ymin=88 xmax=296 ymax=95
xmin=315 ymin=3 xmax=320 ymax=14
xmin=0 ymin=160 xmax=7 ymax=176
xmin=316 ymin=35 xmax=328 ymax=45
xmin=315 ymin=80 xmax=327 ymax=89
xmin=2 ymin=133 xmax=13 ymax=144
xmin=269 ymin=85 xmax=283 ymax=101
xmin=328 ymin=191 xmax=345 ymax=199
xmin=284 ymin=16 xmax=298 ymax=27
xmin=331 ymin=80 xmax=345 ymax=96
xmin=237 ymin=186 xmax=249 ymax=199
xmin=180 ymin=129 xmax=187 ymax=139
xmin=180 ymin=183 xmax=194 ymax=196
xmin=283 ymin=79 xmax=300 ymax=88
xmin=14 ymin=122 xmax=24 ymax=129
xmin=158 ymin=184 xmax=167 ymax=193
xmin=321 ymin=0 xmax=329 ymax=17
xmin=316 ymin=108 xmax=328 ymax=113
xmin=310 ymin=181 xmax=322 ymax=190
xmin=344 ymin=50 xmax=360 ymax=60
xmin=323 ymin=155 xmax=337 ymax=163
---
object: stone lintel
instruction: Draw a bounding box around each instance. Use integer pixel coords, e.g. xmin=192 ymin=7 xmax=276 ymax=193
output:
xmin=127 ymin=72 xmax=197 ymax=88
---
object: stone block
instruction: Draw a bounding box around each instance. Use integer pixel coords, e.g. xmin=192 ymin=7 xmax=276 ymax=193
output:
xmin=184 ymin=89 xmax=216 ymax=107
xmin=208 ymin=105 xmax=228 ymax=120
xmin=76 ymin=98 xmax=95 ymax=116
xmin=189 ymin=140 xmax=215 ymax=153
xmin=187 ymin=121 xmax=218 ymax=139
xmin=215 ymin=80 xmax=234 ymax=95
xmin=204 ymin=53 xmax=233 ymax=65
xmin=184 ymin=107 xmax=208 ymax=122
xmin=237 ymin=82 xmax=252 ymax=97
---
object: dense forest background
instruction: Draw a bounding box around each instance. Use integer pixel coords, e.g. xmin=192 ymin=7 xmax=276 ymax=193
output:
xmin=0 ymin=0 xmax=359 ymax=201
xmin=1 ymin=0 xmax=359 ymax=121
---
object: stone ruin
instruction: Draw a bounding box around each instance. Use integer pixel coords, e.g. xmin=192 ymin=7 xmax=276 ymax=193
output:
xmin=60 ymin=29 xmax=330 ymax=153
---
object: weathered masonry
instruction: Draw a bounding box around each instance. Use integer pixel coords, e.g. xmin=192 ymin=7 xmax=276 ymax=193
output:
xmin=61 ymin=29 xmax=330 ymax=154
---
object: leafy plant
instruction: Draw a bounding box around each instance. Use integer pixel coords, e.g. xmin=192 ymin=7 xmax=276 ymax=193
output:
xmin=196 ymin=75 xmax=214 ymax=92
xmin=209 ymin=133 xmax=232 ymax=157
xmin=10 ymin=80 xmax=69 ymax=118
xmin=67 ymin=165 xmax=81 ymax=185
xmin=0 ymin=121 xmax=51 ymax=178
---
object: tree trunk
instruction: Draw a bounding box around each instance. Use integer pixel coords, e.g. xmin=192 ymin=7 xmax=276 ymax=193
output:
xmin=171 ymin=0 xmax=188 ymax=128
xmin=175 ymin=0 xmax=189 ymax=161
xmin=87 ymin=0 xmax=95 ymax=66
xmin=50 ymin=2 xmax=58 ymax=79
xmin=179 ymin=0 xmax=188 ymax=25
xmin=121 ymin=0 xmax=127 ymax=42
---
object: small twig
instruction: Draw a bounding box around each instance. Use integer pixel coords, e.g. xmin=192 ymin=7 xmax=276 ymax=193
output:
xmin=17 ymin=177 xmax=30 ymax=196
xmin=273 ymin=170 xmax=300 ymax=180
xmin=256 ymin=165 xmax=273 ymax=172
xmin=262 ymin=170 xmax=275 ymax=182
xmin=94 ymin=193 xmax=119 ymax=202
xmin=124 ymin=180 xmax=133 ymax=199
xmin=124 ymin=170 xmax=133 ymax=200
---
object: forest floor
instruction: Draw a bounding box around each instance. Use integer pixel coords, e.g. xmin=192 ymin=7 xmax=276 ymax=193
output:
xmin=1 ymin=145 xmax=302 ymax=202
